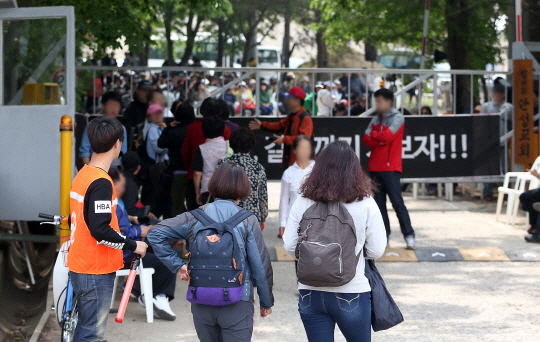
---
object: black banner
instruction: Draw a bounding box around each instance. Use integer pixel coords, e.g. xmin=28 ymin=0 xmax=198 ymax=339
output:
xmin=230 ymin=115 xmax=500 ymax=180
xmin=75 ymin=114 xmax=500 ymax=180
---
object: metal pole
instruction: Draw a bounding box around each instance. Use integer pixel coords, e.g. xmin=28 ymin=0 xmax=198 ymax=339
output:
xmin=470 ymin=74 xmax=473 ymax=113
xmin=312 ymin=72 xmax=315 ymax=116
xmin=347 ymin=73 xmax=351 ymax=116
xmin=93 ymin=69 xmax=96 ymax=114
xmin=401 ymin=73 xmax=405 ymax=113
xmin=255 ymin=70 xmax=260 ymax=116
xmin=453 ymin=73 xmax=456 ymax=115
xmin=516 ymin=0 xmax=523 ymax=42
xmin=420 ymin=0 xmax=431 ymax=69
xmin=433 ymin=73 xmax=438 ymax=115
xmin=59 ymin=115 xmax=72 ymax=245
xmin=330 ymin=72 xmax=334 ymax=115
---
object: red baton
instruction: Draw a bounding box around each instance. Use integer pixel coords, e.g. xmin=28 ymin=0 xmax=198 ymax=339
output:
xmin=115 ymin=256 xmax=141 ymax=323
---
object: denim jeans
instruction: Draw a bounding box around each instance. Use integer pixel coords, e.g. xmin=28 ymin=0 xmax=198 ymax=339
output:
xmin=298 ymin=290 xmax=371 ymax=342
xmin=70 ymin=272 xmax=116 ymax=342
xmin=370 ymin=171 xmax=415 ymax=238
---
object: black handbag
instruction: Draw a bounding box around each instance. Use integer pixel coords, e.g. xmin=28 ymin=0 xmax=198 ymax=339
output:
xmin=364 ymin=259 xmax=404 ymax=331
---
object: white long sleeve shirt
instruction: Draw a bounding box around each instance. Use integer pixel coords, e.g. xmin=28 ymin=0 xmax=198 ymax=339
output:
xmin=283 ymin=196 xmax=387 ymax=293
xmin=279 ymin=161 xmax=315 ymax=227
xmin=316 ymin=89 xmax=333 ymax=117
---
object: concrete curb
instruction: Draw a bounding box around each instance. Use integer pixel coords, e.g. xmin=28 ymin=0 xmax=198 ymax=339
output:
xmin=28 ymin=287 xmax=54 ymax=342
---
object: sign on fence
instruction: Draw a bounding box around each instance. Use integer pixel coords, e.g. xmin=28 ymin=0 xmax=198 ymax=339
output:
xmin=231 ymin=116 xmax=500 ymax=180
xmin=513 ymin=59 xmax=535 ymax=165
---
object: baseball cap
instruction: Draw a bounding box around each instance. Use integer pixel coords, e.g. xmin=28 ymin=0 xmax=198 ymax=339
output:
xmin=147 ymin=104 xmax=163 ymax=115
xmin=138 ymin=80 xmax=152 ymax=89
xmin=285 ymin=86 xmax=306 ymax=100
xmin=492 ymin=83 xmax=506 ymax=93
xmin=122 ymin=151 xmax=141 ymax=170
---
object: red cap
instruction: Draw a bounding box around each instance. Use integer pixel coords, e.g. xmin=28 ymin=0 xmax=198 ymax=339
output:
xmin=287 ymin=86 xmax=306 ymax=100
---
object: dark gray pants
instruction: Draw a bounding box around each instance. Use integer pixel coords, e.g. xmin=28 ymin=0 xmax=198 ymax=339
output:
xmin=191 ymin=301 xmax=254 ymax=342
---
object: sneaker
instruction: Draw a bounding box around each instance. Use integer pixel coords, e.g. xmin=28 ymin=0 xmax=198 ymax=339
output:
xmin=525 ymin=234 xmax=540 ymax=244
xmin=405 ymin=236 xmax=416 ymax=250
xmin=153 ymin=295 xmax=176 ymax=321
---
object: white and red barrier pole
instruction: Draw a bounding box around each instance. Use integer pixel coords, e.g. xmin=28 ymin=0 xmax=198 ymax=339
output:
xmin=516 ymin=0 xmax=523 ymax=42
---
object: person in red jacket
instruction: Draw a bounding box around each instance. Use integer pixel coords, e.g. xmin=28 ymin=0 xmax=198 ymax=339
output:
xmin=363 ymin=88 xmax=415 ymax=249
xmin=181 ymin=97 xmax=231 ymax=210
xmin=249 ymin=86 xmax=314 ymax=167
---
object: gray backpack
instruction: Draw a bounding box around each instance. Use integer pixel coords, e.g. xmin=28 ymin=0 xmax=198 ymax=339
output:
xmin=295 ymin=202 xmax=359 ymax=287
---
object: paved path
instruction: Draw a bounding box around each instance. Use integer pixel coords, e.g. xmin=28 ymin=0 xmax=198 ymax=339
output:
xmin=38 ymin=183 xmax=540 ymax=341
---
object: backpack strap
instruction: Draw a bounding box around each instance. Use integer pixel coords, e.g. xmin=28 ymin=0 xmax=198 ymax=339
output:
xmin=188 ymin=208 xmax=217 ymax=247
xmin=190 ymin=208 xmax=216 ymax=226
xmin=223 ymin=209 xmax=253 ymax=230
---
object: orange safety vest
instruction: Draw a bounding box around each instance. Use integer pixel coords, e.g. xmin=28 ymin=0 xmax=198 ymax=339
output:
xmin=67 ymin=165 xmax=123 ymax=274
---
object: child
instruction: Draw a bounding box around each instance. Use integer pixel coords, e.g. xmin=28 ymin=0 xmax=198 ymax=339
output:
xmin=191 ymin=116 xmax=229 ymax=205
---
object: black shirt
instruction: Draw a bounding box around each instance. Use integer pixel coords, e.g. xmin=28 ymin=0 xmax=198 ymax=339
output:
xmin=158 ymin=122 xmax=190 ymax=172
xmin=84 ymin=178 xmax=136 ymax=251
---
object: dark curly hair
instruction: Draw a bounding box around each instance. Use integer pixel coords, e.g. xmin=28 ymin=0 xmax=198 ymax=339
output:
xmin=230 ymin=127 xmax=256 ymax=153
xmin=300 ymin=141 xmax=374 ymax=203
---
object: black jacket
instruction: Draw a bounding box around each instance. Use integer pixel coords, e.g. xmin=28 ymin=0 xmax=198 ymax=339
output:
xmin=123 ymin=95 xmax=148 ymax=133
xmin=158 ymin=122 xmax=190 ymax=172
xmin=122 ymin=170 xmax=146 ymax=217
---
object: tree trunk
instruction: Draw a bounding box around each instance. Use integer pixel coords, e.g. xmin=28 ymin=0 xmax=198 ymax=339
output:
xmin=180 ymin=11 xmax=202 ymax=66
xmin=138 ymin=22 xmax=152 ymax=66
xmin=164 ymin=16 xmax=175 ymax=65
xmin=445 ymin=0 xmax=470 ymax=113
xmin=528 ymin=1 xmax=540 ymax=42
xmin=217 ymin=20 xmax=225 ymax=67
xmin=242 ymin=17 xmax=256 ymax=67
xmin=282 ymin=5 xmax=291 ymax=67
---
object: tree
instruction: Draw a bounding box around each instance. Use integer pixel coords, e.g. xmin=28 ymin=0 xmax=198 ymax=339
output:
xmin=229 ymin=0 xmax=281 ymax=66
xmin=22 ymin=0 xmax=156 ymax=55
xmin=312 ymin=0 xmax=504 ymax=112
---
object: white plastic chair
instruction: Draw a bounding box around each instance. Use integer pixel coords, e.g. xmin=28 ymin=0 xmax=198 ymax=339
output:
xmin=496 ymin=156 xmax=540 ymax=225
xmin=111 ymin=259 xmax=155 ymax=323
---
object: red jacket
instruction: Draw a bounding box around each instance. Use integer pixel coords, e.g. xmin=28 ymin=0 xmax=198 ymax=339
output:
xmin=261 ymin=108 xmax=314 ymax=167
xmin=181 ymin=119 xmax=231 ymax=179
xmin=363 ymin=109 xmax=405 ymax=173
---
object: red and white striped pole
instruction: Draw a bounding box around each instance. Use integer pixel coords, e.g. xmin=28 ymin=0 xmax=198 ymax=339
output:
xmin=420 ymin=0 xmax=431 ymax=69
xmin=516 ymin=0 xmax=523 ymax=42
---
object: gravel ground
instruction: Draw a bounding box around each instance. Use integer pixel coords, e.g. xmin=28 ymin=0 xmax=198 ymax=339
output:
xmin=37 ymin=182 xmax=540 ymax=341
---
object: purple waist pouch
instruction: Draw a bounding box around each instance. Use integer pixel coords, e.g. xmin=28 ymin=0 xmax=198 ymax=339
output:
xmin=187 ymin=286 xmax=244 ymax=306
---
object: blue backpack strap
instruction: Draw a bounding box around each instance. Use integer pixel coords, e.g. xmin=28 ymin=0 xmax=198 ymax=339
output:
xmin=188 ymin=208 xmax=216 ymax=246
xmin=190 ymin=208 xmax=216 ymax=226
xmin=223 ymin=209 xmax=253 ymax=230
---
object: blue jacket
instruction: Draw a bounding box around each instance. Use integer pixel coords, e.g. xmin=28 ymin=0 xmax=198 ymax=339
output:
xmin=147 ymin=200 xmax=274 ymax=309
xmin=117 ymin=199 xmax=142 ymax=259
xmin=79 ymin=122 xmax=128 ymax=167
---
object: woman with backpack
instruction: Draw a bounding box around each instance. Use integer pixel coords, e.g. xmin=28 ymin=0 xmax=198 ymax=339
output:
xmin=278 ymin=135 xmax=315 ymax=238
xmin=148 ymin=162 xmax=274 ymax=342
xmin=283 ymin=141 xmax=387 ymax=342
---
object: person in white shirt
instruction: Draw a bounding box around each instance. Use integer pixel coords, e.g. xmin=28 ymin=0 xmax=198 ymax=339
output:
xmin=278 ymin=135 xmax=315 ymax=238
xmin=316 ymin=81 xmax=334 ymax=117
xmin=283 ymin=140 xmax=386 ymax=342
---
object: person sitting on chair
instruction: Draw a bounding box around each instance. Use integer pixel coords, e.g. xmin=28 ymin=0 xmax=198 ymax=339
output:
xmin=109 ymin=167 xmax=178 ymax=321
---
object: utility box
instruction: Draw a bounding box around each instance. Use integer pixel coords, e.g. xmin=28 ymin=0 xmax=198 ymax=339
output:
xmin=22 ymin=83 xmax=60 ymax=105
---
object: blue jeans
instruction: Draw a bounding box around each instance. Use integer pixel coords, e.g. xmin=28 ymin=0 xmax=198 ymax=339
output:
xmin=298 ymin=290 xmax=371 ymax=342
xmin=70 ymin=272 xmax=116 ymax=342
xmin=370 ymin=171 xmax=415 ymax=238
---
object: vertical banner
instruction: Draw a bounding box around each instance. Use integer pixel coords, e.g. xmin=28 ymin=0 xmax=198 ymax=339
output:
xmin=513 ymin=59 xmax=535 ymax=164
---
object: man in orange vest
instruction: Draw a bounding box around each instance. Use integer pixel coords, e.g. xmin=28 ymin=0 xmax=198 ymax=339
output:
xmin=67 ymin=116 xmax=148 ymax=341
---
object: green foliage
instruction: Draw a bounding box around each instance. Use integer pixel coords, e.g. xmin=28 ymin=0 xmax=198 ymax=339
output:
xmin=25 ymin=0 xmax=156 ymax=54
xmin=312 ymin=0 xmax=505 ymax=69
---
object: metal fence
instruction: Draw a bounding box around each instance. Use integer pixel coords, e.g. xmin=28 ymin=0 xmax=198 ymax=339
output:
xmin=76 ymin=65 xmax=528 ymax=117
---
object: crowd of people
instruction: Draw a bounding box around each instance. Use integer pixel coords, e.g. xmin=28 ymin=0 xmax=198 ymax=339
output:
xmin=68 ymin=57 xmax=540 ymax=341
xmin=84 ymin=69 xmax=382 ymax=119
